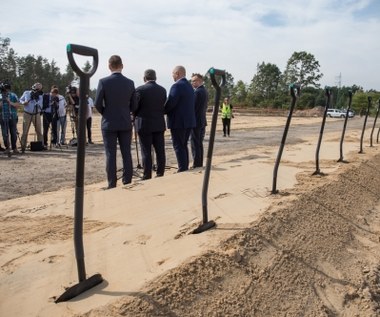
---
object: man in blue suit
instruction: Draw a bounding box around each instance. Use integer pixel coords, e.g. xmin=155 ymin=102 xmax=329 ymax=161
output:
xmin=164 ymin=65 xmax=195 ymax=172
xmin=190 ymin=73 xmax=208 ymax=168
xmin=134 ymin=69 xmax=167 ymax=180
xmin=95 ymin=55 xmax=136 ymax=189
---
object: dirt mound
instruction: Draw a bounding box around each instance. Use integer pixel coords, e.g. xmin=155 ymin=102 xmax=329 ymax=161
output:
xmin=294 ymin=106 xmax=325 ymax=117
xmin=76 ymin=153 xmax=380 ymax=316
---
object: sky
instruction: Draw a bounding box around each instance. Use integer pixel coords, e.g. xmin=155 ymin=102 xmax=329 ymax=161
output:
xmin=1 ymin=0 xmax=380 ymax=92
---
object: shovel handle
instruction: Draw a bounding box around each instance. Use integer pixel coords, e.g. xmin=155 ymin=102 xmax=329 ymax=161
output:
xmin=289 ymin=83 xmax=301 ymax=99
xmin=325 ymin=86 xmax=331 ymax=98
xmin=66 ymin=44 xmax=98 ymax=78
xmin=208 ymin=67 xmax=226 ymax=89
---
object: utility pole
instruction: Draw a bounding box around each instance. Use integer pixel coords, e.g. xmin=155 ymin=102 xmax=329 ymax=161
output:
xmin=334 ymin=72 xmax=342 ymax=108
xmin=335 ymin=72 xmax=342 ymax=89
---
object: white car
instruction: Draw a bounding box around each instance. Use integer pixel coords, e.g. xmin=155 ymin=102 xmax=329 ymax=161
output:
xmin=327 ymin=108 xmax=345 ymax=118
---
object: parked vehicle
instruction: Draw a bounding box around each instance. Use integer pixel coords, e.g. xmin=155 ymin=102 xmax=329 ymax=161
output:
xmin=327 ymin=108 xmax=345 ymax=118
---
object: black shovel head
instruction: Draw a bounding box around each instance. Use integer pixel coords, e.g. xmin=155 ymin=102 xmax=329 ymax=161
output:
xmin=192 ymin=220 xmax=216 ymax=234
xmin=55 ymin=273 xmax=103 ymax=303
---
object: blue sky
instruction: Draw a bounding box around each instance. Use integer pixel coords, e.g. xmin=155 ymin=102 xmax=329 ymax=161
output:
xmin=2 ymin=0 xmax=380 ymax=91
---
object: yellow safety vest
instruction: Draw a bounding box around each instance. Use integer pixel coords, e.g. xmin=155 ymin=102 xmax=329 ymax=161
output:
xmin=221 ymin=103 xmax=232 ymax=119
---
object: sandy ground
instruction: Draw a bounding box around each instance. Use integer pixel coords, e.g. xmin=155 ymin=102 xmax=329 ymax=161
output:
xmin=1 ymin=113 xmax=380 ymax=316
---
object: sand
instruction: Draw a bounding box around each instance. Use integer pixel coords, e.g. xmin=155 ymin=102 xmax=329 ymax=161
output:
xmin=1 ymin=113 xmax=380 ymax=316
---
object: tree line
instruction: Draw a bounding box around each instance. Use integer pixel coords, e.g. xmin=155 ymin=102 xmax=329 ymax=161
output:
xmin=1 ymin=35 xmax=379 ymax=115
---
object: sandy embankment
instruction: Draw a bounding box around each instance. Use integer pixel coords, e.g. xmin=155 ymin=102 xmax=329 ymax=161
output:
xmin=1 ymin=114 xmax=379 ymax=316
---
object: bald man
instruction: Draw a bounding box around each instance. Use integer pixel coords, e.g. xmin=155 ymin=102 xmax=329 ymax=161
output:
xmin=164 ymin=66 xmax=196 ymax=172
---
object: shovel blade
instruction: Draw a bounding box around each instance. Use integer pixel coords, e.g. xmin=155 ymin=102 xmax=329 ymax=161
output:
xmin=55 ymin=273 xmax=103 ymax=303
xmin=192 ymin=220 xmax=216 ymax=234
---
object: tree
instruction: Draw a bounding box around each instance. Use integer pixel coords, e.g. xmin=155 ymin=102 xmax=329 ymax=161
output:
xmin=0 ymin=35 xmax=13 ymax=81
xmin=352 ymin=91 xmax=369 ymax=115
xmin=282 ymin=51 xmax=323 ymax=88
xmin=297 ymin=86 xmax=321 ymax=109
xmin=231 ymin=80 xmax=248 ymax=105
xmin=248 ymin=62 xmax=282 ymax=107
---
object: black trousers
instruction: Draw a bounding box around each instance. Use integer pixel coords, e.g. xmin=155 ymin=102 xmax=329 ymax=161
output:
xmin=86 ymin=117 xmax=92 ymax=142
xmin=102 ymin=129 xmax=133 ymax=187
xmin=43 ymin=112 xmax=58 ymax=145
xmin=138 ymin=131 xmax=166 ymax=179
xmin=190 ymin=126 xmax=205 ymax=168
xmin=222 ymin=118 xmax=231 ymax=136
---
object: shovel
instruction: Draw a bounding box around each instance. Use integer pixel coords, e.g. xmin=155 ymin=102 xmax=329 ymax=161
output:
xmin=359 ymin=96 xmax=372 ymax=154
xmin=272 ymin=83 xmax=300 ymax=194
xmin=337 ymin=90 xmax=353 ymax=163
xmin=55 ymin=44 xmax=102 ymax=303
xmin=312 ymin=86 xmax=331 ymax=176
xmin=369 ymin=98 xmax=379 ymax=147
xmin=192 ymin=67 xmax=225 ymax=234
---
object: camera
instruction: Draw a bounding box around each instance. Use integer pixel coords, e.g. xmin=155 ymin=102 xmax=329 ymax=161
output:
xmin=0 ymin=81 xmax=11 ymax=93
xmin=66 ymin=85 xmax=77 ymax=95
xmin=30 ymin=88 xmax=43 ymax=101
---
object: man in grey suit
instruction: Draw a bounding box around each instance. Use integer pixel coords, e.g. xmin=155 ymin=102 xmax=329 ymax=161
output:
xmin=134 ymin=69 xmax=167 ymax=180
xmin=164 ymin=65 xmax=195 ymax=172
xmin=95 ymin=55 xmax=136 ymax=189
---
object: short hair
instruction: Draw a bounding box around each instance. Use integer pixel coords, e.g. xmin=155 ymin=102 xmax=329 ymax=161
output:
xmin=51 ymin=88 xmax=59 ymax=94
xmin=144 ymin=69 xmax=156 ymax=81
xmin=174 ymin=65 xmax=186 ymax=77
xmin=108 ymin=55 xmax=123 ymax=69
xmin=192 ymin=73 xmax=203 ymax=80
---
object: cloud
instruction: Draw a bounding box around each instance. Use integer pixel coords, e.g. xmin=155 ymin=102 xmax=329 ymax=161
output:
xmin=2 ymin=0 xmax=379 ymax=91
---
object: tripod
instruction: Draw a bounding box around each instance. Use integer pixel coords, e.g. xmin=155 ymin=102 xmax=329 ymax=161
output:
xmin=21 ymin=102 xmax=43 ymax=152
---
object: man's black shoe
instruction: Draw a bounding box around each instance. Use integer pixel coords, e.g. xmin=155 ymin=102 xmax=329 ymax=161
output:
xmin=102 ymin=185 xmax=116 ymax=190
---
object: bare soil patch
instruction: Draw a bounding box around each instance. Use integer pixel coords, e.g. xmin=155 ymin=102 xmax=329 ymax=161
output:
xmin=78 ymin=153 xmax=380 ymax=317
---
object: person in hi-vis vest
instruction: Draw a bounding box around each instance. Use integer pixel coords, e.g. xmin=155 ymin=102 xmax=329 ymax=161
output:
xmin=220 ymin=97 xmax=234 ymax=137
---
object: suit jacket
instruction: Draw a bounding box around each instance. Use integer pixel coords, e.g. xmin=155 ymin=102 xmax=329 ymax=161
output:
xmin=134 ymin=81 xmax=167 ymax=134
xmin=164 ymin=77 xmax=195 ymax=129
xmin=194 ymin=85 xmax=208 ymax=128
xmin=95 ymin=72 xmax=136 ymax=131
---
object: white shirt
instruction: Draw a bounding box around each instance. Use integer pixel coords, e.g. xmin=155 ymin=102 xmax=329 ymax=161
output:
xmin=57 ymin=94 xmax=67 ymax=117
xmin=87 ymin=97 xmax=94 ymax=119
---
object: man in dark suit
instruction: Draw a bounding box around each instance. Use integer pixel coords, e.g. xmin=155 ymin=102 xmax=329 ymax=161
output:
xmin=164 ymin=65 xmax=195 ymax=172
xmin=95 ymin=55 xmax=136 ymax=189
xmin=134 ymin=69 xmax=167 ymax=180
xmin=190 ymin=73 xmax=208 ymax=168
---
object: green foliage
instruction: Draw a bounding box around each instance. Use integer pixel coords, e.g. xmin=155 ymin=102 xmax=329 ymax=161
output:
xmin=283 ymin=51 xmax=323 ymax=88
xmin=1 ymin=37 xmax=378 ymax=111
xmin=203 ymin=71 xmax=234 ymax=106
xmin=250 ymin=62 xmax=281 ymax=102
xmin=0 ymin=35 xmax=75 ymax=96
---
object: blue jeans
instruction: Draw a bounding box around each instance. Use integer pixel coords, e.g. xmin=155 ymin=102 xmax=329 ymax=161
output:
xmin=1 ymin=118 xmax=18 ymax=150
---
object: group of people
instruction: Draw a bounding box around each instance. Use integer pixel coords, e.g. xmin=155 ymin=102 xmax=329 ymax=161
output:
xmin=0 ymin=82 xmax=95 ymax=155
xmin=1 ymin=55 xmax=235 ymax=191
xmin=94 ymin=55 xmax=213 ymax=189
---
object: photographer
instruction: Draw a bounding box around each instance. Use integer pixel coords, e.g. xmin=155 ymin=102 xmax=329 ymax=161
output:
xmin=55 ymin=88 xmax=67 ymax=145
xmin=66 ymin=85 xmax=79 ymax=135
xmin=19 ymin=82 xmax=44 ymax=152
xmin=42 ymin=86 xmax=62 ymax=147
xmin=0 ymin=82 xmax=20 ymax=155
